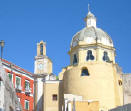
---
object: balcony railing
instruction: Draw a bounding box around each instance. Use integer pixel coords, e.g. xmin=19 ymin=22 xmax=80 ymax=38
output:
xmin=25 ymin=88 xmax=31 ymax=96
xmin=15 ymin=86 xmax=22 ymax=93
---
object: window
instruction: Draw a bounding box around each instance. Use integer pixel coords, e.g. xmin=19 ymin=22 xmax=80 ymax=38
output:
xmin=73 ymin=54 xmax=77 ymax=65
xmin=86 ymin=50 xmax=94 ymax=61
xmin=0 ymin=78 xmax=2 ymax=91
xmin=18 ymin=98 xmax=20 ymax=102
xmin=25 ymin=100 xmax=29 ymax=110
xmin=15 ymin=76 xmax=21 ymax=90
xmin=118 ymin=80 xmax=122 ymax=86
xmin=81 ymin=68 xmax=89 ymax=76
xmin=25 ymin=80 xmax=30 ymax=91
xmin=0 ymin=81 xmax=1 ymax=87
xmin=9 ymin=106 xmax=14 ymax=111
xmin=8 ymin=73 xmax=13 ymax=83
xmin=128 ymin=80 xmax=131 ymax=87
xmin=0 ymin=77 xmax=2 ymax=86
xmin=103 ymin=51 xmax=110 ymax=62
xmin=52 ymin=94 xmax=57 ymax=101
xmin=0 ymin=80 xmax=2 ymax=90
xmin=40 ymin=43 xmax=43 ymax=55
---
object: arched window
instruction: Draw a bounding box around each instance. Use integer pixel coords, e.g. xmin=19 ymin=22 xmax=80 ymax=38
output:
xmin=86 ymin=50 xmax=94 ymax=61
xmin=40 ymin=43 xmax=43 ymax=55
xmin=81 ymin=68 xmax=89 ymax=76
xmin=103 ymin=51 xmax=110 ymax=62
xmin=73 ymin=54 xmax=77 ymax=65
xmin=118 ymin=80 xmax=122 ymax=86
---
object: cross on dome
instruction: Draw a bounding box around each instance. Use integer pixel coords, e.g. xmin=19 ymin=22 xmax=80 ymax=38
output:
xmin=88 ymin=4 xmax=90 ymax=13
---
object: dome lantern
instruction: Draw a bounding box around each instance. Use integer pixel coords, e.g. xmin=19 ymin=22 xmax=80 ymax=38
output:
xmin=85 ymin=4 xmax=96 ymax=28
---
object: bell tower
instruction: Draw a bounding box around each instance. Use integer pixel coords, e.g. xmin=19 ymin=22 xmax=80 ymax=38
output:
xmin=34 ymin=41 xmax=53 ymax=111
xmin=34 ymin=41 xmax=52 ymax=75
xmin=37 ymin=41 xmax=46 ymax=56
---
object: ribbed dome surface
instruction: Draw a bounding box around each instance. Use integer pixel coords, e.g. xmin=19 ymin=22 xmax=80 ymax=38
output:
xmin=71 ymin=27 xmax=113 ymax=47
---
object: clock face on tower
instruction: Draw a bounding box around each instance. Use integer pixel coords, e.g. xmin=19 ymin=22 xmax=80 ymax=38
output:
xmin=37 ymin=63 xmax=43 ymax=70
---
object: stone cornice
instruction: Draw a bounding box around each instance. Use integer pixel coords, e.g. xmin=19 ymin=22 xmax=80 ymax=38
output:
xmin=33 ymin=74 xmax=47 ymax=79
xmin=69 ymin=43 xmax=115 ymax=55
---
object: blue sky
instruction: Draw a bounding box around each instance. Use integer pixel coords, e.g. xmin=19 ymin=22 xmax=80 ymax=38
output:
xmin=0 ymin=0 xmax=131 ymax=75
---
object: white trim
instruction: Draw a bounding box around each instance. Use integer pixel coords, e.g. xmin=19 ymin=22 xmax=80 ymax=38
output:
xmin=17 ymin=91 xmax=33 ymax=97
xmin=3 ymin=65 xmax=34 ymax=80
xmin=68 ymin=103 xmax=72 ymax=111
xmin=66 ymin=99 xmax=99 ymax=102
xmin=27 ymin=93 xmax=33 ymax=97
xmin=44 ymin=80 xmax=61 ymax=84
xmin=18 ymin=97 xmax=20 ymax=102
xmin=2 ymin=61 xmax=33 ymax=76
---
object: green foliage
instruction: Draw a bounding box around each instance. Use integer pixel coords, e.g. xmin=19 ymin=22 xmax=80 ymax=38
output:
xmin=56 ymin=76 xmax=59 ymax=80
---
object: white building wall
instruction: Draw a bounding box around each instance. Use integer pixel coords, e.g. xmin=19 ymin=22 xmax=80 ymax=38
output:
xmin=0 ymin=81 xmax=4 ymax=111
xmin=37 ymin=78 xmax=43 ymax=111
xmin=123 ymin=74 xmax=131 ymax=104
xmin=0 ymin=62 xmax=22 ymax=111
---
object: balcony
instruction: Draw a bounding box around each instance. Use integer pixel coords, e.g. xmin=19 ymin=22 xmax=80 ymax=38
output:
xmin=15 ymin=86 xmax=22 ymax=93
xmin=25 ymin=88 xmax=31 ymax=96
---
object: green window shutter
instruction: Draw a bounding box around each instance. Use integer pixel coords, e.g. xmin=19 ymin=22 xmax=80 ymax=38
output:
xmin=16 ymin=77 xmax=20 ymax=84
xmin=25 ymin=101 xmax=29 ymax=110
xmin=25 ymin=81 xmax=30 ymax=90
xmin=25 ymin=81 xmax=27 ymax=89
xmin=8 ymin=73 xmax=12 ymax=81
xmin=16 ymin=77 xmax=20 ymax=88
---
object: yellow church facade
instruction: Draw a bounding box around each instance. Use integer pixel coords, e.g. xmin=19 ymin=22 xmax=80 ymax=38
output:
xmin=34 ymin=8 xmax=123 ymax=111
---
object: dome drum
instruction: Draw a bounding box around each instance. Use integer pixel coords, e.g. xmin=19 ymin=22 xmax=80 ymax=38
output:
xmin=63 ymin=62 xmax=121 ymax=109
xmin=69 ymin=46 xmax=115 ymax=65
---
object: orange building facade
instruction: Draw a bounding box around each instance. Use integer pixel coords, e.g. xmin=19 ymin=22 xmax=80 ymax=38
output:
xmin=2 ymin=59 xmax=34 ymax=111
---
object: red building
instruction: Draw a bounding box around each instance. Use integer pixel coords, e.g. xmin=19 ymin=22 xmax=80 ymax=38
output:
xmin=2 ymin=59 xmax=34 ymax=111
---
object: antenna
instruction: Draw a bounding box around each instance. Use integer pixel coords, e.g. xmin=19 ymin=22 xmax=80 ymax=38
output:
xmin=88 ymin=3 xmax=90 ymax=12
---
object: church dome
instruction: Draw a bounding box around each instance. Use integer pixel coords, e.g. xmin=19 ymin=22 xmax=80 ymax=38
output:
xmin=71 ymin=27 xmax=113 ymax=47
xmin=71 ymin=11 xmax=113 ymax=48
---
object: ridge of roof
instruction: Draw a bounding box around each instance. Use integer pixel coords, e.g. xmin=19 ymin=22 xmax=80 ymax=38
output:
xmin=2 ymin=59 xmax=34 ymax=76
